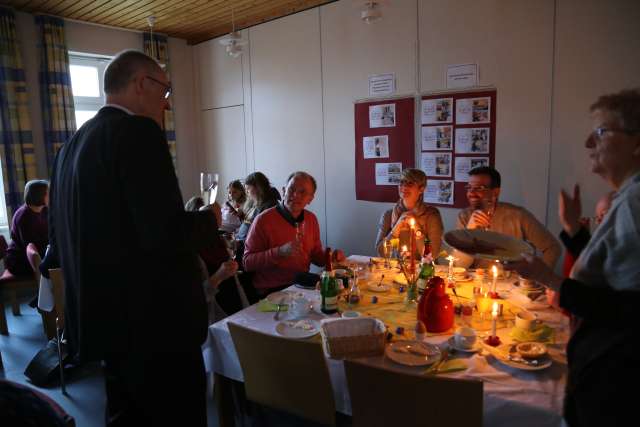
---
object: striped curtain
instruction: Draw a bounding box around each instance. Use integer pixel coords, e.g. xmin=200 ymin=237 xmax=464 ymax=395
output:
xmin=0 ymin=7 xmax=37 ymax=217
xmin=143 ymin=32 xmax=177 ymax=169
xmin=35 ymin=15 xmax=76 ymax=172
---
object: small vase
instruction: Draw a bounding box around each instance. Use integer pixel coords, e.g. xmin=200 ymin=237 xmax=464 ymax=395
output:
xmin=405 ymin=281 xmax=419 ymax=306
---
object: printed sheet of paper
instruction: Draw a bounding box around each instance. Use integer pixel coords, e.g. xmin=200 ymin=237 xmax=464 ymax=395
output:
xmin=421 ymin=125 xmax=453 ymax=151
xmin=375 ymin=162 xmax=402 ymax=185
xmin=455 ymin=127 xmax=490 ymax=153
xmin=455 ymin=157 xmax=490 ymax=182
xmin=420 ymin=152 xmax=452 ymax=177
xmin=421 ymin=98 xmax=453 ymax=124
xmin=363 ymin=135 xmax=389 ymax=159
xmin=369 ymin=73 xmax=396 ymax=96
xmin=456 ymin=97 xmax=491 ymax=124
xmin=425 ymin=180 xmax=454 ymax=205
xmin=446 ymin=63 xmax=478 ymax=89
xmin=369 ymin=103 xmax=396 ymax=128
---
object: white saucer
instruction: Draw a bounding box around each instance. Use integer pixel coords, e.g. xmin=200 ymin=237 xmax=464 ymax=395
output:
xmin=275 ymin=319 xmax=320 ymax=339
xmin=447 ymin=336 xmax=481 ymax=353
xmin=367 ymin=283 xmax=390 ymax=292
xmin=385 ymin=340 xmax=441 ymax=367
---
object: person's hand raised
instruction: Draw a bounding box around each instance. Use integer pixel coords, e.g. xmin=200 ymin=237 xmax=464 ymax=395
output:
xmin=391 ymin=212 xmax=416 ymax=235
xmin=466 ymin=210 xmax=491 ymax=229
xmin=210 ymin=260 xmax=238 ymax=288
xmin=559 ymin=184 xmax=582 ymax=236
xmin=504 ymin=253 xmax=563 ymax=291
xmin=278 ymin=240 xmax=304 ymax=258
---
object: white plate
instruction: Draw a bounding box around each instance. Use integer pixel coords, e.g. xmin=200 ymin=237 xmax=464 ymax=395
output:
xmin=267 ymin=291 xmax=294 ymax=304
xmin=453 ymin=275 xmax=473 ymax=282
xmin=447 ymin=336 xmax=481 ymax=353
xmin=385 ymin=340 xmax=441 ymax=367
xmin=367 ymin=283 xmax=390 ymax=292
xmin=275 ymin=320 xmax=320 ymax=339
xmin=482 ymin=342 xmax=552 ymax=371
xmin=444 ymin=229 xmax=534 ymax=263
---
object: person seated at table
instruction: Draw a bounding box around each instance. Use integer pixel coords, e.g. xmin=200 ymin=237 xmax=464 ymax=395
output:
xmin=236 ymin=172 xmax=279 ymax=242
xmin=457 ymin=166 xmax=561 ymax=268
xmin=220 ymin=180 xmax=247 ymax=234
xmin=507 ymin=89 xmax=640 ymax=427
xmin=244 ymin=171 xmax=346 ymax=297
xmin=375 ymin=168 xmax=444 ymax=259
xmin=4 ymin=180 xmax=49 ymax=276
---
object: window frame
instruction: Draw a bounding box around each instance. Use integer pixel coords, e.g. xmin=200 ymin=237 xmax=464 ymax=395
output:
xmin=69 ymin=52 xmax=112 ymax=127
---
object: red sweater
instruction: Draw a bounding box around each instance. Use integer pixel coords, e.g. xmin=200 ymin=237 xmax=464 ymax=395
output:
xmin=243 ymin=206 xmax=324 ymax=291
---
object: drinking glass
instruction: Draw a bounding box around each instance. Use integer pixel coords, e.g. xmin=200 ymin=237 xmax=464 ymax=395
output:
xmin=478 ymin=198 xmax=495 ymax=230
xmin=223 ymin=232 xmax=242 ymax=273
xmin=200 ymin=172 xmax=219 ymax=205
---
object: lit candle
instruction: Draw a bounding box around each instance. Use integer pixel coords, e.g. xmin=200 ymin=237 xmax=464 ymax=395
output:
xmin=491 ymin=265 xmax=498 ymax=294
xmin=447 ymin=255 xmax=455 ymax=278
xmin=401 ymin=245 xmax=408 ymax=259
xmin=409 ymin=218 xmax=416 ymax=273
xmin=491 ymin=301 xmax=499 ymax=337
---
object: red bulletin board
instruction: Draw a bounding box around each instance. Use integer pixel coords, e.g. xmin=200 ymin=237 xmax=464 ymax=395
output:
xmin=420 ymin=89 xmax=497 ymax=208
xmin=355 ymin=97 xmax=415 ymax=202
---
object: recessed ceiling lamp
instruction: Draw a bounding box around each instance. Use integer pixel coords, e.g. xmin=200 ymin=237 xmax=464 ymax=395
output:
xmin=361 ymin=1 xmax=382 ymax=24
xmin=218 ymin=8 xmax=247 ymax=58
xmin=147 ymin=15 xmax=157 ymax=59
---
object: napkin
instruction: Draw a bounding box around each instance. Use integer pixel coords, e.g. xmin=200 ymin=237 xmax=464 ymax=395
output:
xmin=426 ymin=359 xmax=468 ymax=375
xmin=257 ymin=299 xmax=288 ymax=312
xmin=510 ymin=324 xmax=554 ymax=344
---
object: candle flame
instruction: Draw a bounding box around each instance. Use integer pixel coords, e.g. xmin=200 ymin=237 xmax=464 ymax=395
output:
xmin=409 ymin=218 xmax=416 ymax=228
xmin=492 ymin=301 xmax=499 ymax=316
xmin=492 ymin=265 xmax=498 ymax=278
xmin=401 ymin=245 xmax=408 ymax=252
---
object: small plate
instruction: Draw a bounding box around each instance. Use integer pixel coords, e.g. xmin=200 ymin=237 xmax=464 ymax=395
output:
xmin=447 ymin=336 xmax=481 ymax=353
xmin=453 ymin=275 xmax=473 ymax=282
xmin=275 ymin=320 xmax=320 ymax=339
xmin=367 ymin=283 xmax=390 ymax=292
xmin=385 ymin=340 xmax=441 ymax=367
xmin=482 ymin=342 xmax=552 ymax=371
xmin=267 ymin=290 xmax=304 ymax=304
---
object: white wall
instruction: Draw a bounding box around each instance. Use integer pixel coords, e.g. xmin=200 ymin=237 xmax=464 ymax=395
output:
xmin=193 ymin=0 xmax=640 ymax=257
xmin=12 ymin=13 xmax=199 ymax=197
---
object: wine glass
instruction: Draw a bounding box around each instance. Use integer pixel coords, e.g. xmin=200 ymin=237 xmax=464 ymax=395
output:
xmin=223 ymin=232 xmax=242 ymax=273
xmin=200 ymin=172 xmax=219 ymax=206
xmin=479 ymin=197 xmax=495 ymax=230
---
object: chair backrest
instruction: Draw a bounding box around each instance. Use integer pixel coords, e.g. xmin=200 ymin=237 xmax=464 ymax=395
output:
xmin=48 ymin=269 xmax=65 ymax=327
xmin=228 ymin=322 xmax=336 ymax=426
xmin=26 ymin=243 xmax=42 ymax=282
xmin=0 ymin=235 xmax=8 ymax=260
xmin=344 ymin=359 xmax=483 ymax=427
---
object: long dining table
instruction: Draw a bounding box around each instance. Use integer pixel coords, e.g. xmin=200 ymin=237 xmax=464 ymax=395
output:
xmin=204 ymin=255 xmax=570 ymax=426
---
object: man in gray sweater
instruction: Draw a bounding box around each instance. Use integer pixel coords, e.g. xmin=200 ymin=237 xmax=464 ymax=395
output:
xmin=457 ymin=166 xmax=561 ymax=268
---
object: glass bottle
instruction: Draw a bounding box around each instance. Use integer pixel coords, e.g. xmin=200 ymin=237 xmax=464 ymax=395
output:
xmin=321 ymin=247 xmax=338 ymax=314
xmin=416 ymin=237 xmax=435 ymax=294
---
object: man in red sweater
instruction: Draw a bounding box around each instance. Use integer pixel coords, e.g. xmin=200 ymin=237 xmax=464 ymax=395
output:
xmin=244 ymin=171 xmax=346 ymax=296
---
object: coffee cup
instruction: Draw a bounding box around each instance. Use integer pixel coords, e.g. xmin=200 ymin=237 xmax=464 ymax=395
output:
xmin=518 ymin=275 xmax=539 ymax=289
xmin=289 ymin=297 xmax=311 ymax=319
xmin=515 ymin=310 xmax=541 ymax=331
xmin=454 ymin=327 xmax=477 ymax=349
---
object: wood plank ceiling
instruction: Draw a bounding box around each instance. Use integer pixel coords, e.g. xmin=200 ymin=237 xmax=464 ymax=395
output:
xmin=1 ymin=0 xmax=337 ymax=44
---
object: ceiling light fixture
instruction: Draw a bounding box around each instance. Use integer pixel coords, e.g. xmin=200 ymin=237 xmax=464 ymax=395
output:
xmin=218 ymin=8 xmax=247 ymax=58
xmin=361 ymin=1 xmax=382 ymax=24
xmin=147 ymin=15 xmax=156 ymax=59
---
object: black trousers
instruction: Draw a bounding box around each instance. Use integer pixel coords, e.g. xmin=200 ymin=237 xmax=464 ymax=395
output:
xmin=103 ymin=347 xmax=207 ymax=427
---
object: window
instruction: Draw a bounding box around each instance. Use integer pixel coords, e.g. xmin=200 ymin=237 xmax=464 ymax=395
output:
xmin=69 ymin=53 xmax=111 ymax=128
xmin=0 ymin=164 xmax=7 ymax=228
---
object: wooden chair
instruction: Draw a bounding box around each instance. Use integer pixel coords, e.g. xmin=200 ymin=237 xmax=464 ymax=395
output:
xmin=344 ymin=359 xmax=483 ymax=427
xmin=0 ymin=236 xmax=38 ymax=335
xmin=25 ymin=243 xmax=56 ymax=340
xmin=228 ymin=322 xmax=337 ymax=426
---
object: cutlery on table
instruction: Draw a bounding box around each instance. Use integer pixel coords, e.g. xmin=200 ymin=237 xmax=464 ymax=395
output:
xmin=274 ymin=297 xmax=285 ymax=321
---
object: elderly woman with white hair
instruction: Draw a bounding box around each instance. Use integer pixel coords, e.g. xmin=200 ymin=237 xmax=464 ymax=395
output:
xmin=507 ymin=89 xmax=640 ymax=427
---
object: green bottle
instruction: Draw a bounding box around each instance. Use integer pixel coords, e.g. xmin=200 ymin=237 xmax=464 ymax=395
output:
xmin=416 ymin=238 xmax=435 ymax=293
xmin=321 ymin=247 xmax=338 ymax=314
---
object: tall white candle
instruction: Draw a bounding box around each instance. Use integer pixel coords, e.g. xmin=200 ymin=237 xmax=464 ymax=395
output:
xmin=491 ymin=265 xmax=498 ymax=293
xmin=491 ymin=301 xmax=499 ymax=337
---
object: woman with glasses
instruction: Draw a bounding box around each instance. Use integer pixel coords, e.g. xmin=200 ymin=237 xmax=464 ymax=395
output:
xmin=375 ymin=168 xmax=444 ymax=259
xmin=507 ymin=89 xmax=640 ymax=427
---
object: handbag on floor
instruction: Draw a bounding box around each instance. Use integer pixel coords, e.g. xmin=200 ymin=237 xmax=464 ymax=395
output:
xmin=24 ymin=338 xmax=71 ymax=387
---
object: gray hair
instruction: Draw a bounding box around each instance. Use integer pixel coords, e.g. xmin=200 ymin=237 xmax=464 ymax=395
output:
xmin=104 ymin=50 xmax=161 ymax=95
xmin=286 ymin=171 xmax=317 ymax=193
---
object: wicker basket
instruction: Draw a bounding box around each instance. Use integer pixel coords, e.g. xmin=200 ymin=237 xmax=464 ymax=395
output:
xmin=320 ymin=318 xmax=386 ymax=359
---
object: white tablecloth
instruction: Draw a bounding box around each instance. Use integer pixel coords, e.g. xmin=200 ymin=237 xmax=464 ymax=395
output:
xmin=205 ymin=258 xmax=570 ymax=427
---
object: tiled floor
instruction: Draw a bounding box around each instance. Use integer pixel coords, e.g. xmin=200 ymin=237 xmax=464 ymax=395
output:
xmin=0 ymin=298 xmax=219 ymax=427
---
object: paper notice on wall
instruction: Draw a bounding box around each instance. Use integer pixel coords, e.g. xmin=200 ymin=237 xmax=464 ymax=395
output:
xmin=421 ymin=152 xmax=452 ymax=177
xmin=375 ymin=162 xmax=402 ymax=185
xmin=363 ymin=135 xmax=389 ymax=159
xmin=421 ymin=125 xmax=453 ymax=151
xmin=369 ymin=103 xmax=396 ymax=128
xmin=456 ymin=97 xmax=491 ymax=124
xmin=455 ymin=127 xmax=490 ymax=154
xmin=421 ymin=98 xmax=453 ymax=124
xmin=446 ymin=63 xmax=478 ymax=89
xmin=455 ymin=157 xmax=490 ymax=182
xmin=369 ymin=73 xmax=396 ymax=96
xmin=425 ymin=180 xmax=454 ymax=205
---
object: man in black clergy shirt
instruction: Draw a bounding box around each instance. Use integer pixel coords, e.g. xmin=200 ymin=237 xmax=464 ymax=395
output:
xmin=48 ymin=50 xmax=217 ymax=426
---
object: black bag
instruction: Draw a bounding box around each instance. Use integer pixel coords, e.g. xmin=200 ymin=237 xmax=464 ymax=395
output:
xmin=24 ymin=338 xmax=71 ymax=387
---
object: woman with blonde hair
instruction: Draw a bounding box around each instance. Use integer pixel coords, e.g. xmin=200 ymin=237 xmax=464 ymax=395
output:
xmin=375 ymin=168 xmax=443 ymax=259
